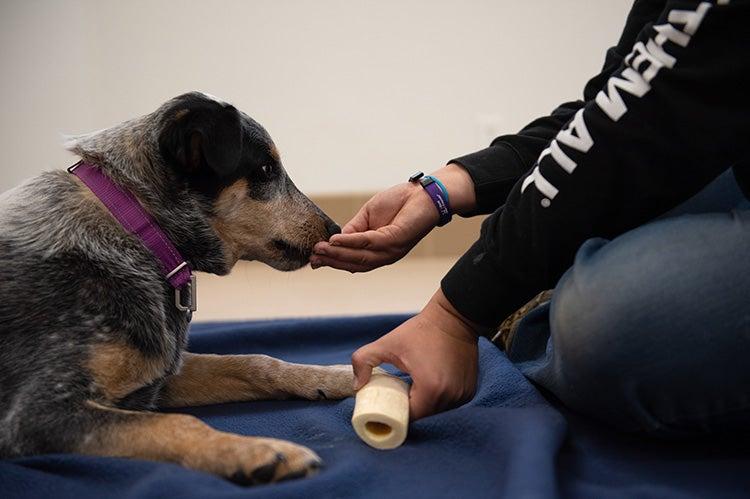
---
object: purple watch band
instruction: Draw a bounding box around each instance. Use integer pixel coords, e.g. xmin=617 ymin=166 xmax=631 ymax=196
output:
xmin=68 ymin=161 xmax=196 ymax=312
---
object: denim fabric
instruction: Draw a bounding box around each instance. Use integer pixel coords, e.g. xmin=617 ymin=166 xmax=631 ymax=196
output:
xmin=508 ymin=169 xmax=750 ymax=436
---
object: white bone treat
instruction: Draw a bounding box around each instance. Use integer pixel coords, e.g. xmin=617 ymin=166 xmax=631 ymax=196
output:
xmin=351 ymin=373 xmax=410 ymax=450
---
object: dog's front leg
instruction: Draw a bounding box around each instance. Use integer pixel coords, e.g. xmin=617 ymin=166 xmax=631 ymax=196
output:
xmin=159 ymin=353 xmax=356 ymax=408
xmin=79 ymin=401 xmax=320 ymax=484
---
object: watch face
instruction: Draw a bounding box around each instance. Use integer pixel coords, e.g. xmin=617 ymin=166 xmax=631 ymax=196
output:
xmin=408 ymin=171 xmax=424 ymax=183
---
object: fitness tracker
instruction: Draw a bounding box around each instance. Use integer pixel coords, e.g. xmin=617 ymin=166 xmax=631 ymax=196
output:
xmin=408 ymin=171 xmax=452 ymax=226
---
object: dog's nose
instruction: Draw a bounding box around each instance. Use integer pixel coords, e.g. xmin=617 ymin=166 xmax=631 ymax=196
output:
xmin=326 ymin=220 xmax=341 ymax=237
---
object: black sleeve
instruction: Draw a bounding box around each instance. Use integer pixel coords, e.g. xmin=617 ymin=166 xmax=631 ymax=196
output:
xmin=451 ymin=0 xmax=668 ymax=215
xmin=442 ymin=0 xmax=750 ymax=327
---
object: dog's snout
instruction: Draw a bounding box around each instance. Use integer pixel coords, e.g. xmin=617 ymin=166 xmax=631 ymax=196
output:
xmin=325 ymin=220 xmax=341 ymax=237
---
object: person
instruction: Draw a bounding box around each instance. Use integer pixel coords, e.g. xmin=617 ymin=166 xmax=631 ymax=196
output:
xmin=310 ymin=0 xmax=750 ymax=437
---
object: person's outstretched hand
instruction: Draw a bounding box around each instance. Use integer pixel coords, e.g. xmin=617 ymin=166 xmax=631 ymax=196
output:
xmin=310 ymin=164 xmax=477 ymax=273
xmin=351 ymin=289 xmax=487 ymax=420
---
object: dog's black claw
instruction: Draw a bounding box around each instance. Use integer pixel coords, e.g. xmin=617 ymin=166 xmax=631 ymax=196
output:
xmin=251 ymin=458 xmax=281 ymax=483
xmin=229 ymin=471 xmax=255 ymax=486
xmin=278 ymin=458 xmax=323 ymax=482
xmin=317 ymin=389 xmax=327 ymax=400
xmin=308 ymin=459 xmax=322 ymax=471
xmin=229 ymin=454 xmax=284 ymax=485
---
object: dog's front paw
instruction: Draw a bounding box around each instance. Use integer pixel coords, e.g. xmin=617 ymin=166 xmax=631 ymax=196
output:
xmin=209 ymin=436 xmax=322 ymax=485
xmin=308 ymin=364 xmax=356 ymax=400
xmin=308 ymin=365 xmax=390 ymax=400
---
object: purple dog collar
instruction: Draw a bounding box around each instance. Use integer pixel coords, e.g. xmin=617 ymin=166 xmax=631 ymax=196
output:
xmin=68 ymin=161 xmax=197 ymax=313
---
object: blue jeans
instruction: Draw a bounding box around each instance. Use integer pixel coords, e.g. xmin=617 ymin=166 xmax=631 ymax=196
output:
xmin=508 ymin=169 xmax=750 ymax=437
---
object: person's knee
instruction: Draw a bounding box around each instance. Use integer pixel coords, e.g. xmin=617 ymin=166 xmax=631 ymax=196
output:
xmin=547 ymin=238 xmax=651 ymax=431
xmin=543 ymin=217 xmax=750 ymax=435
xmin=550 ymin=238 xmax=631 ymax=369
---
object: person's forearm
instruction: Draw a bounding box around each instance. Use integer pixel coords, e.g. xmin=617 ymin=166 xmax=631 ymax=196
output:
xmin=423 ymin=288 xmax=493 ymax=341
xmin=429 ymin=163 xmax=477 ymax=217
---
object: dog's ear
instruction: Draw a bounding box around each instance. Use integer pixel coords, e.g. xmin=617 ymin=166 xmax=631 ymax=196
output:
xmin=160 ymin=100 xmax=243 ymax=178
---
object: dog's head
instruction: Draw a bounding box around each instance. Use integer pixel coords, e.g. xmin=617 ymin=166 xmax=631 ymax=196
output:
xmin=157 ymin=92 xmax=339 ymax=271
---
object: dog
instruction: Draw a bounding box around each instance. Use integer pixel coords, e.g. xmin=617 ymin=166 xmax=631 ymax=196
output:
xmin=0 ymin=92 xmax=359 ymax=485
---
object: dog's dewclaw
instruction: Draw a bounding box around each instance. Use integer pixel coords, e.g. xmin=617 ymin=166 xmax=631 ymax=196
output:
xmin=351 ymin=373 xmax=409 ymax=450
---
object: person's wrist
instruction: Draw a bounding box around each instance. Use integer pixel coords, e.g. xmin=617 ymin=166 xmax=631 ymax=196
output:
xmin=422 ymin=289 xmax=482 ymax=344
xmin=405 ymin=180 xmax=441 ymax=227
xmin=429 ymin=163 xmax=477 ymax=217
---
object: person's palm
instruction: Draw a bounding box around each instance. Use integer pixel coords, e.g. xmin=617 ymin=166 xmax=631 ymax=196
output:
xmin=311 ymin=182 xmax=438 ymax=272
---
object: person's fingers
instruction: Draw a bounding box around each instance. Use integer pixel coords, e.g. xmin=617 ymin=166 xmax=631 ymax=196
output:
xmin=329 ymin=229 xmax=396 ymax=250
xmin=315 ymin=244 xmax=392 ymax=268
xmin=351 ymin=344 xmax=389 ymax=390
xmin=351 ymin=341 xmax=412 ymax=392
xmin=312 ymin=241 xmax=329 ymax=255
xmin=341 ymin=204 xmax=370 ymax=234
xmin=341 ymin=222 xmax=358 ymax=234
xmin=309 ymin=255 xmax=372 ymax=273
xmin=328 ymin=231 xmax=371 ymax=249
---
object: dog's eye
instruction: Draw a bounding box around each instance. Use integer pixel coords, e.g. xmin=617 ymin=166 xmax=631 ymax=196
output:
xmin=261 ymin=164 xmax=274 ymax=179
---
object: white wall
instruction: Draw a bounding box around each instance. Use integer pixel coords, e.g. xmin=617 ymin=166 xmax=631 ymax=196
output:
xmin=0 ymin=0 xmax=632 ymax=195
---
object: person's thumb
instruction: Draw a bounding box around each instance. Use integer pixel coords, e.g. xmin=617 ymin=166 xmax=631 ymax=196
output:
xmin=341 ymin=205 xmax=369 ymax=235
xmin=351 ymin=343 xmax=385 ymax=390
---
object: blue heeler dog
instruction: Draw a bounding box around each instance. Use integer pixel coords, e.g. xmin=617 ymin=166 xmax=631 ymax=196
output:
xmin=0 ymin=92 xmax=358 ymax=485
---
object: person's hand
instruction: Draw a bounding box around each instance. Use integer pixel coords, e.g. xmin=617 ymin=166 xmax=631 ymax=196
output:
xmin=310 ymin=164 xmax=477 ymax=273
xmin=351 ymin=288 xmax=487 ymax=420
xmin=310 ymin=181 xmax=435 ymax=272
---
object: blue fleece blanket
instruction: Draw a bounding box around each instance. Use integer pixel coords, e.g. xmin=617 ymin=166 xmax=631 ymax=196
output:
xmin=2 ymin=315 xmax=749 ymax=498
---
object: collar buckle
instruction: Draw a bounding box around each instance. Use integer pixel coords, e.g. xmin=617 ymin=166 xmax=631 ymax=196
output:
xmin=67 ymin=160 xmax=83 ymax=173
xmin=175 ymin=274 xmax=197 ymax=313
